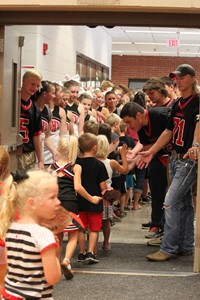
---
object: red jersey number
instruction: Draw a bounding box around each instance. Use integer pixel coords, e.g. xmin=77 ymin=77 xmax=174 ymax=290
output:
xmin=173 ymin=117 xmax=185 ymax=146
xmin=20 ymin=118 xmax=29 ymax=143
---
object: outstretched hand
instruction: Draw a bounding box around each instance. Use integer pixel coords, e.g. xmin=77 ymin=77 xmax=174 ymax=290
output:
xmin=136 ymin=150 xmax=153 ymax=169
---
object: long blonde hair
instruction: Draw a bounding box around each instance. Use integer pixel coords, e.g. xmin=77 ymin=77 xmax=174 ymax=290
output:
xmin=96 ymin=135 xmax=109 ymax=159
xmin=0 ymin=146 xmax=10 ymax=181
xmin=0 ymin=170 xmax=57 ymax=239
xmin=57 ymin=135 xmax=78 ymax=164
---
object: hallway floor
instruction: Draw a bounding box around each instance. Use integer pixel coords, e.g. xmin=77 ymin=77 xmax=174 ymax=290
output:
xmin=54 ymin=202 xmax=200 ymax=300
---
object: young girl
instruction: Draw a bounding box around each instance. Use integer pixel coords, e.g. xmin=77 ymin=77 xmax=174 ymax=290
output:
xmin=63 ymin=79 xmax=85 ymax=137
xmin=0 ymin=169 xmax=61 ymax=300
xmin=78 ymin=93 xmax=97 ymax=123
xmin=33 ymin=80 xmax=58 ymax=162
xmin=43 ymin=82 xmax=67 ymax=167
xmin=0 ymin=146 xmax=10 ymax=300
xmin=92 ymin=89 xmax=110 ymax=124
xmin=96 ymin=135 xmax=128 ymax=251
xmin=50 ymin=136 xmax=100 ymax=279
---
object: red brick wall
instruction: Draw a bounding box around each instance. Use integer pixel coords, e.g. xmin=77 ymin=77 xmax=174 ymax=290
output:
xmin=111 ymin=55 xmax=200 ymax=86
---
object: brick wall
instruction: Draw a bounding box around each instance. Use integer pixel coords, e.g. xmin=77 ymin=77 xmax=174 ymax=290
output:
xmin=111 ymin=55 xmax=200 ymax=87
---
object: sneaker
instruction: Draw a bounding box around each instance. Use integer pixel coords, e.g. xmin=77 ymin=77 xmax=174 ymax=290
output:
xmin=142 ymin=221 xmax=153 ymax=228
xmin=120 ymin=211 xmax=127 ymax=218
xmin=146 ymin=250 xmax=175 ymax=262
xmin=93 ymin=254 xmax=99 ymax=263
xmin=140 ymin=196 xmax=149 ymax=204
xmin=124 ymin=206 xmax=131 ymax=211
xmin=77 ymin=252 xmax=86 ymax=262
xmin=84 ymin=252 xmax=96 ymax=264
xmin=147 ymin=236 xmax=162 ymax=247
xmin=145 ymin=226 xmax=159 ymax=238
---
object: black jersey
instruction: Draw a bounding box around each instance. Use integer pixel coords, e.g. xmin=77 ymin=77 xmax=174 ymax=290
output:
xmin=167 ymin=94 xmax=199 ymax=153
xmin=76 ymin=157 xmax=108 ymax=213
xmin=138 ymin=107 xmax=171 ymax=155
xmin=50 ymin=105 xmax=61 ymax=133
xmin=51 ymin=162 xmax=78 ymax=214
xmin=41 ymin=105 xmax=51 ymax=133
xmin=20 ymin=98 xmax=42 ymax=153
xmin=65 ymin=102 xmax=80 ymax=124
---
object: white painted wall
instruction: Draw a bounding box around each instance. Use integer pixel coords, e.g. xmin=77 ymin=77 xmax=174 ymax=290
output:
xmin=12 ymin=25 xmax=112 ymax=82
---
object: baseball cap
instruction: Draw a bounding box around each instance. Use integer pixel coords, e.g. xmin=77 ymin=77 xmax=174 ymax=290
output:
xmin=169 ymin=64 xmax=195 ymax=78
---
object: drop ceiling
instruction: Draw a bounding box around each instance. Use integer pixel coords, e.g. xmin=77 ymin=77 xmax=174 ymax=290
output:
xmin=102 ymin=26 xmax=200 ymax=57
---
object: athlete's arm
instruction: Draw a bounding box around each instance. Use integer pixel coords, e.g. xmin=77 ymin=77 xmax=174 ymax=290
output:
xmin=59 ymin=107 xmax=67 ymax=136
xmin=137 ymin=129 xmax=172 ymax=168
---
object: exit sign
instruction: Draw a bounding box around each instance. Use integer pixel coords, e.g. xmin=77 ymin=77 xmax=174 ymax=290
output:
xmin=167 ymin=39 xmax=179 ymax=47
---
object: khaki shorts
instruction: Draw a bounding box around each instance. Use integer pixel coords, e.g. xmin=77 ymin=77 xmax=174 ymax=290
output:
xmin=18 ymin=151 xmax=36 ymax=170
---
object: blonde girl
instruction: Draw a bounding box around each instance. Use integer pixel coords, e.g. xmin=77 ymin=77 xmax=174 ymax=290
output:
xmin=0 ymin=169 xmax=61 ymax=300
xmin=96 ymin=135 xmax=128 ymax=251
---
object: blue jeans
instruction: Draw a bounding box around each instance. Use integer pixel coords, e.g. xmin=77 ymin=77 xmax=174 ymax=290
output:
xmin=161 ymin=157 xmax=197 ymax=255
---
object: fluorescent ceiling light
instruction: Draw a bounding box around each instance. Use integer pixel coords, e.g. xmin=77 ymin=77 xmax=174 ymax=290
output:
xmin=125 ymin=30 xmax=177 ymax=34
xmin=112 ymin=50 xmax=138 ymax=53
xmin=141 ymin=51 xmax=176 ymax=54
xmin=181 ymin=44 xmax=200 ymax=46
xmin=180 ymin=32 xmax=200 ymax=35
xmin=112 ymin=42 xmax=132 ymax=44
xmin=135 ymin=42 xmax=165 ymax=45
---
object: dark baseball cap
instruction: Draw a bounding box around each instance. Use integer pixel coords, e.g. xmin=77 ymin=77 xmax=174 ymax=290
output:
xmin=169 ymin=64 xmax=195 ymax=78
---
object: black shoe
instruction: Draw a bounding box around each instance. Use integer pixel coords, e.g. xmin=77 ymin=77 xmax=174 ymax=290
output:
xmin=93 ymin=254 xmax=99 ymax=263
xmin=84 ymin=252 xmax=96 ymax=264
xmin=140 ymin=197 xmax=149 ymax=204
xmin=142 ymin=221 xmax=153 ymax=228
xmin=77 ymin=252 xmax=86 ymax=262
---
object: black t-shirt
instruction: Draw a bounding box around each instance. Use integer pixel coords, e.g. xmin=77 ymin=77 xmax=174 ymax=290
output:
xmin=167 ymin=94 xmax=199 ymax=153
xmin=138 ymin=107 xmax=171 ymax=155
xmin=76 ymin=157 xmax=108 ymax=213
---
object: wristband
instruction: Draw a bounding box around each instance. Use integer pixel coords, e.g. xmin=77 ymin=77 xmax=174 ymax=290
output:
xmin=192 ymin=142 xmax=199 ymax=147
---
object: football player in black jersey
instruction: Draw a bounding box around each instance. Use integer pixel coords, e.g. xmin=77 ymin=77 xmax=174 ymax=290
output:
xmin=19 ymin=69 xmax=43 ymax=170
xmin=138 ymin=64 xmax=199 ymax=261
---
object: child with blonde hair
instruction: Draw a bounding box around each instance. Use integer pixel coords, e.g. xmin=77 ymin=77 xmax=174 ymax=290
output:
xmin=0 ymin=169 xmax=61 ymax=300
xmin=96 ymin=135 xmax=128 ymax=250
xmin=51 ymin=135 xmax=100 ymax=278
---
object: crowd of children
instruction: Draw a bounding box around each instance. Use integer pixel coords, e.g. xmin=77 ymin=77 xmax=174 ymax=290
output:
xmin=1 ymin=66 xmax=198 ymax=298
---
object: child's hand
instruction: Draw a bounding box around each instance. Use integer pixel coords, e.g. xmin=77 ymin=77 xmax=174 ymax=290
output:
xmin=119 ymin=143 xmax=127 ymax=156
xmin=91 ymin=196 xmax=102 ymax=204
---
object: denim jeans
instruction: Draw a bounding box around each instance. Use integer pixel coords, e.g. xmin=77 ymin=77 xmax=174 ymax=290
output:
xmin=161 ymin=157 xmax=197 ymax=255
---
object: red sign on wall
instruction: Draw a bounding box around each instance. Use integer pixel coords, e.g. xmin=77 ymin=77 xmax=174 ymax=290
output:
xmin=167 ymin=39 xmax=179 ymax=47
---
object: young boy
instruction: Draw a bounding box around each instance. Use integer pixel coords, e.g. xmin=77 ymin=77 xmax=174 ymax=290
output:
xmin=76 ymin=133 xmax=109 ymax=263
xmin=106 ymin=114 xmax=128 ymax=218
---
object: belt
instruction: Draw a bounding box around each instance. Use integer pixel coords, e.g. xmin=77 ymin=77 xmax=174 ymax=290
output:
xmin=171 ymin=150 xmax=185 ymax=160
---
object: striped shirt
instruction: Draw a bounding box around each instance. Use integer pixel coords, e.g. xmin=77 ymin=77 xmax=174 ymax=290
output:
xmin=4 ymin=223 xmax=57 ymax=299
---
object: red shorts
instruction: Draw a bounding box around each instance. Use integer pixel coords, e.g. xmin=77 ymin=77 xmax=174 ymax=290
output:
xmin=79 ymin=211 xmax=102 ymax=231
